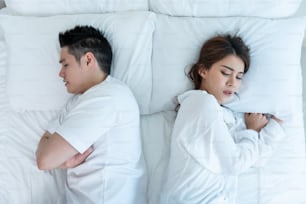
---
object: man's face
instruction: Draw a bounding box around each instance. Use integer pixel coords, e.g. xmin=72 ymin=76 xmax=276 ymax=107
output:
xmin=58 ymin=47 xmax=87 ymax=94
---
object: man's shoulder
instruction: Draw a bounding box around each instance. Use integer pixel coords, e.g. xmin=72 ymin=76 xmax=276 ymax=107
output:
xmin=81 ymin=76 xmax=138 ymax=108
xmin=97 ymin=76 xmax=130 ymax=92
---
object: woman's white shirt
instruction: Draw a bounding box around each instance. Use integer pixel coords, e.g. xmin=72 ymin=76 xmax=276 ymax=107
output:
xmin=160 ymin=90 xmax=285 ymax=204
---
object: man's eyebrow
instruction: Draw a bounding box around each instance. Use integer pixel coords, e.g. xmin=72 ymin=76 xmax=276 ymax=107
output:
xmin=59 ymin=59 xmax=65 ymax=64
xmin=221 ymin=65 xmax=244 ymax=74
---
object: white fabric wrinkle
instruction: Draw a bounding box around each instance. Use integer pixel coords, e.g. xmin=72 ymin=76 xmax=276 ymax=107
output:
xmin=253 ymin=118 xmax=286 ymax=167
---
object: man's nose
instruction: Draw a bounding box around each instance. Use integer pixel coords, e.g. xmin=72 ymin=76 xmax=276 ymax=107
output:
xmin=59 ymin=68 xmax=64 ymax=78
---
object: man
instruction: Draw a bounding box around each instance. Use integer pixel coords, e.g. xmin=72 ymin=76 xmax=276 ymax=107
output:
xmin=36 ymin=25 xmax=146 ymax=204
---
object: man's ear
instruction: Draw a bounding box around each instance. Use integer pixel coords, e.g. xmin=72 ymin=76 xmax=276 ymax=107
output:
xmin=82 ymin=52 xmax=96 ymax=68
xmin=198 ymin=64 xmax=207 ymax=79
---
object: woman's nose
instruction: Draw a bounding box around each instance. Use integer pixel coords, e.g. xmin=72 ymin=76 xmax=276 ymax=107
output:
xmin=227 ymin=76 xmax=236 ymax=87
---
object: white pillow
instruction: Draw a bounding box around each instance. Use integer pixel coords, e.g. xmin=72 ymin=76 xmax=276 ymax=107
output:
xmin=4 ymin=0 xmax=148 ymax=16
xmin=0 ymin=11 xmax=155 ymax=113
xmin=149 ymin=0 xmax=302 ymax=18
xmin=150 ymin=15 xmax=306 ymax=119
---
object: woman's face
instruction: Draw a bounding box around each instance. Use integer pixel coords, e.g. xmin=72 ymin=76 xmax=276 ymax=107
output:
xmin=199 ymin=55 xmax=245 ymax=104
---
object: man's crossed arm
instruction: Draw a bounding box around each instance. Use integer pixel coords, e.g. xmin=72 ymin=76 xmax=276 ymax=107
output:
xmin=36 ymin=131 xmax=93 ymax=170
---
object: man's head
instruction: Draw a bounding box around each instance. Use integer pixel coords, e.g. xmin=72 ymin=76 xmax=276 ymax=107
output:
xmin=58 ymin=25 xmax=112 ymax=94
xmin=59 ymin=25 xmax=112 ymax=74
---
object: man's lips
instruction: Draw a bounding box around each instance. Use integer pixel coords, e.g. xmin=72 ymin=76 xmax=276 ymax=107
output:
xmin=63 ymin=79 xmax=69 ymax=86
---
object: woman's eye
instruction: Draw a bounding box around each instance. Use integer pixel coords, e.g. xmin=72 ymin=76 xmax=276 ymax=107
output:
xmin=221 ymin=71 xmax=230 ymax=76
xmin=236 ymin=75 xmax=243 ymax=80
xmin=63 ymin=64 xmax=68 ymax=68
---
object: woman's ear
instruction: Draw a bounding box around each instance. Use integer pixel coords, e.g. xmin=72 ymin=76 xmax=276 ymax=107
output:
xmin=198 ymin=64 xmax=207 ymax=79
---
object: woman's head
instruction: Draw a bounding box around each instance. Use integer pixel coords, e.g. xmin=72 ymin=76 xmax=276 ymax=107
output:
xmin=188 ymin=34 xmax=250 ymax=104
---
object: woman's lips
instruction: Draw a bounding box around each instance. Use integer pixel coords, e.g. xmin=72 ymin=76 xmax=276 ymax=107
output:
xmin=223 ymin=90 xmax=233 ymax=96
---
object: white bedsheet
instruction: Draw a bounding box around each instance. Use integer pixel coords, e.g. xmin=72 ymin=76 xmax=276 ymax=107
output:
xmin=0 ymin=111 xmax=66 ymax=204
xmin=2 ymin=107 xmax=306 ymax=203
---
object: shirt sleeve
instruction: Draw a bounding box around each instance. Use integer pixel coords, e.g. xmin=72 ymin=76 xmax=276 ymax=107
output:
xmin=176 ymin=91 xmax=260 ymax=175
xmin=54 ymin=92 xmax=117 ymax=154
xmin=47 ymin=116 xmax=60 ymax=134
xmin=252 ymin=119 xmax=286 ymax=167
xmin=46 ymin=95 xmax=77 ymax=134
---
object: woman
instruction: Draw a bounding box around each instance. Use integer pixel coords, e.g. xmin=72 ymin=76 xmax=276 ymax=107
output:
xmin=160 ymin=34 xmax=285 ymax=204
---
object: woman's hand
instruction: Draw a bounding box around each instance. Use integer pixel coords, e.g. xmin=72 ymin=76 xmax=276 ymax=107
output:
xmin=271 ymin=115 xmax=283 ymax=125
xmin=245 ymin=113 xmax=268 ymax=132
xmin=59 ymin=146 xmax=93 ymax=169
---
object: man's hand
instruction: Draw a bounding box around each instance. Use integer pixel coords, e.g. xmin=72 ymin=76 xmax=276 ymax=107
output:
xmin=59 ymin=147 xmax=94 ymax=169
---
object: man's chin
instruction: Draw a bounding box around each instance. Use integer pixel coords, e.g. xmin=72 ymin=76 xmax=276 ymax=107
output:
xmin=66 ymin=88 xmax=74 ymax=94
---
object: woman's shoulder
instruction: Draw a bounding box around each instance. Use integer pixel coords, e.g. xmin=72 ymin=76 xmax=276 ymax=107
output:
xmin=178 ymin=90 xmax=219 ymax=109
xmin=177 ymin=90 xmax=222 ymax=123
xmin=175 ymin=90 xmax=222 ymax=129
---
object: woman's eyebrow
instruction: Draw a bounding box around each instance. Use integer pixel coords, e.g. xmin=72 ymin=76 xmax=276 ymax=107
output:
xmin=221 ymin=65 xmax=244 ymax=74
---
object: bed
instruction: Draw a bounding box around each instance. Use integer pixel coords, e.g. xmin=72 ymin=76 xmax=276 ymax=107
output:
xmin=0 ymin=0 xmax=305 ymax=203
